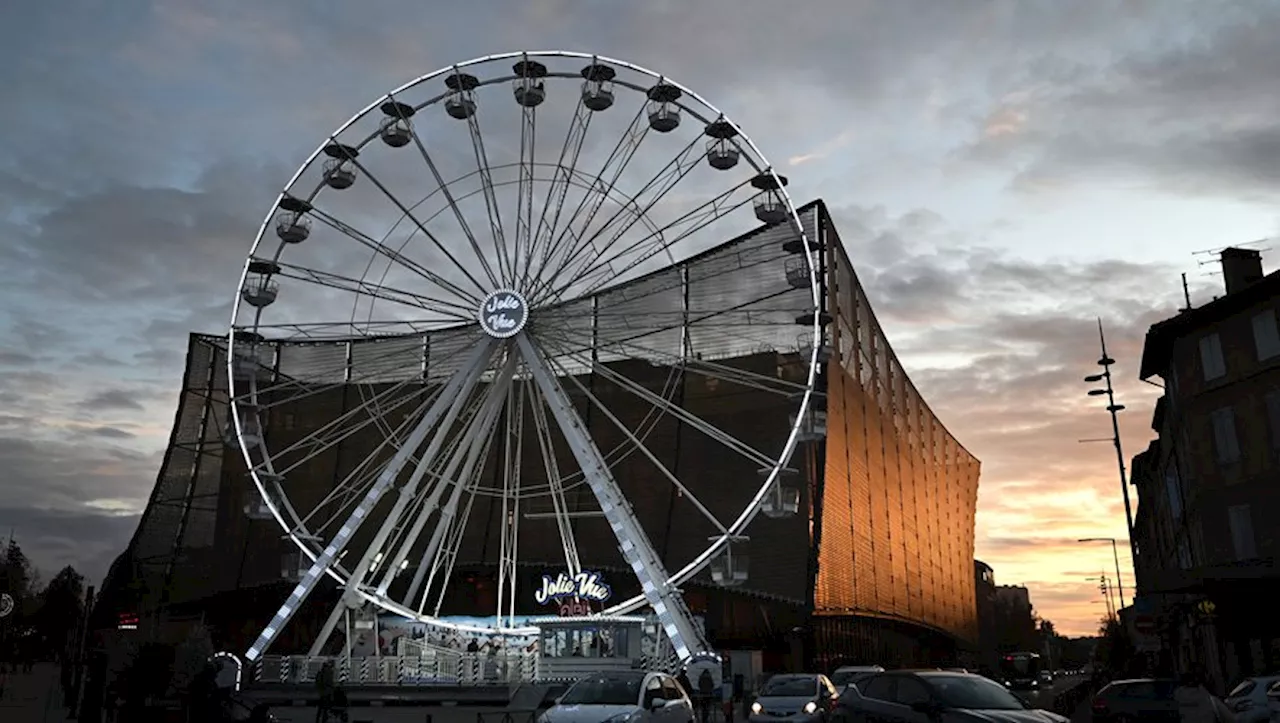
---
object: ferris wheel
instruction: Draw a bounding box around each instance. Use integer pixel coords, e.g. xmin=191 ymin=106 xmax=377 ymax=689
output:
xmin=229 ymin=51 xmax=822 ymax=665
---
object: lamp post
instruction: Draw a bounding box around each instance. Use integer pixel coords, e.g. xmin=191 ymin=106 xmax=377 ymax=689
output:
xmin=1078 ymin=537 xmax=1126 ymax=613
xmin=1084 ymin=319 xmax=1137 ymax=606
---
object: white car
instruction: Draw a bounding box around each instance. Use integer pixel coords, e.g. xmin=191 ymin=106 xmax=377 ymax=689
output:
xmin=539 ymin=670 xmax=695 ymax=723
xmin=1226 ymin=675 xmax=1280 ymax=723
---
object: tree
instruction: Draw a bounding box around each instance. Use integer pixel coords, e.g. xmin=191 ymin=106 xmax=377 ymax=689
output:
xmin=1094 ymin=615 xmax=1136 ymax=675
xmin=34 ymin=565 xmax=86 ymax=656
xmin=0 ymin=538 xmax=36 ymax=621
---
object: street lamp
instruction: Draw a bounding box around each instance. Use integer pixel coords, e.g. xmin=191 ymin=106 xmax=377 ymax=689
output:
xmin=1079 ymin=538 xmax=1125 ymax=610
xmin=1083 ymin=319 xmax=1136 ymax=606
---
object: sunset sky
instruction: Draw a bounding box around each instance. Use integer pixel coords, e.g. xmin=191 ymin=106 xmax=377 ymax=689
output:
xmin=2 ymin=0 xmax=1278 ymax=638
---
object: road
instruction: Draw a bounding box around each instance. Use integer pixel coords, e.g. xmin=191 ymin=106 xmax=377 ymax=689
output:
xmin=266 ymin=677 xmax=1097 ymax=723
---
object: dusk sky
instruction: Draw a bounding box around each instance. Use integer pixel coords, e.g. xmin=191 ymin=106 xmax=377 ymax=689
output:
xmin=2 ymin=0 xmax=1278 ymax=637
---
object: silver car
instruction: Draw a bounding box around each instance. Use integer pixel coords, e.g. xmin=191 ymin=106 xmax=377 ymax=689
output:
xmin=749 ymin=674 xmax=841 ymax=723
xmin=539 ymin=671 xmax=695 ymax=723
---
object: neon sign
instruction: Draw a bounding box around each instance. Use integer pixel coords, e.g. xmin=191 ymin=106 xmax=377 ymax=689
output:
xmin=534 ymin=570 xmax=612 ymax=606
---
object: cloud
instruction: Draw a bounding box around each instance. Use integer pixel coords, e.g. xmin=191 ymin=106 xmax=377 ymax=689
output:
xmin=0 ymin=506 xmax=138 ymax=588
xmin=80 ymin=390 xmax=146 ymax=412
xmin=1 ymin=0 xmax=1276 ymax=639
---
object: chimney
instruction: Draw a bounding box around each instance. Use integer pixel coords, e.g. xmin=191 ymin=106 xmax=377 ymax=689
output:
xmin=1219 ymin=247 xmax=1263 ymax=295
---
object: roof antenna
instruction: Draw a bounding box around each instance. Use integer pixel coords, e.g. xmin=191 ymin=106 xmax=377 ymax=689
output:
xmin=1179 ymin=273 xmax=1192 ymax=313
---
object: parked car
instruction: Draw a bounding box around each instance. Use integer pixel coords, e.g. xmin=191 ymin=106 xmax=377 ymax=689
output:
xmin=1090 ymin=678 xmax=1179 ymax=723
xmin=538 ymin=670 xmax=694 ymax=723
xmin=1226 ymin=675 xmax=1280 ymax=723
xmin=749 ymin=674 xmax=841 ymax=723
xmin=832 ymin=666 xmax=886 ymax=694
xmin=832 ymin=670 xmax=1069 ymax=723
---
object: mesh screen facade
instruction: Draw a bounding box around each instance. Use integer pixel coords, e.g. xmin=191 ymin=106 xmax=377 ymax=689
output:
xmin=99 ymin=200 xmax=980 ymax=660
xmin=815 ymin=205 xmax=981 ymax=647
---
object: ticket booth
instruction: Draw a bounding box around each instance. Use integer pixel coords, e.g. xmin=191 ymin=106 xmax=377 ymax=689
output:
xmin=533 ymin=615 xmax=646 ymax=681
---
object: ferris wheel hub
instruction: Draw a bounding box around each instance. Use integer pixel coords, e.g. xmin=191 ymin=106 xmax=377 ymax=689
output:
xmin=478 ymin=289 xmax=529 ymax=339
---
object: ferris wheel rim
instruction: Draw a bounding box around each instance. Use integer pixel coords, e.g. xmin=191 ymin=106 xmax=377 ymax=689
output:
xmin=226 ymin=49 xmax=824 ymax=638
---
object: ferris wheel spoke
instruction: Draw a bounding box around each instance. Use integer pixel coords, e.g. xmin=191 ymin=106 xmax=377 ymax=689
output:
xmin=497 ymin=381 xmax=527 ymax=625
xmin=537 ymin=334 xmax=776 ymax=470
xmin=536 ymin=135 xmax=704 ymax=304
xmin=367 ymin=388 xmax=494 ymax=591
xmin=512 ymin=89 xmax=539 ymax=290
xmin=385 ymin=98 xmax=504 ymax=289
xmin=526 ymin=383 xmax=582 ymax=576
xmin=248 ymin=338 xmax=494 ymax=662
xmin=241 ymin=338 xmax=436 ymax=409
xmin=544 ymin=328 xmax=807 ymax=397
xmin=261 ymin=383 xmax=441 ymax=483
xmin=528 ymin=103 xmax=651 ymax=301
xmin=269 ymin=257 xmax=479 ymax=321
xmin=376 ymin=365 xmax=515 ymax=598
xmin=457 ymin=73 xmax=514 ymax=286
xmin=572 ymin=181 xmax=758 ymax=300
xmin=536 ymin=343 xmax=729 ymax=534
xmin=526 ymin=97 xmax=592 ymax=290
xmin=403 ymin=379 xmax=507 ymax=610
xmin=337 ymin=151 xmax=496 ymax=297
xmin=306 ymin=204 xmax=482 ymax=306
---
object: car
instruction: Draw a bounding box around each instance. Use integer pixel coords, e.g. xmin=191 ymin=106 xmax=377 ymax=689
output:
xmin=1266 ymin=680 xmax=1280 ymax=723
xmin=1226 ymin=675 xmax=1280 ymax=723
xmin=749 ymin=674 xmax=841 ymax=723
xmin=1090 ymin=678 xmax=1179 ymax=723
xmin=537 ymin=670 xmax=695 ymax=723
xmin=832 ymin=666 xmax=886 ymax=694
xmin=831 ymin=671 xmax=1069 ymax=723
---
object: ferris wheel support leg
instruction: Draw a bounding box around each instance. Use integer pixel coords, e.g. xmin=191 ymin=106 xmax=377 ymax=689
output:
xmin=304 ymin=347 xmax=511 ymax=658
xmin=514 ymin=333 xmax=710 ymax=662
xmin=243 ymin=338 xmax=497 ymax=662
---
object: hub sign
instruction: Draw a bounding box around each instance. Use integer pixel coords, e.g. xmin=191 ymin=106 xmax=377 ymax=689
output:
xmin=478 ymin=289 xmax=529 ymax=339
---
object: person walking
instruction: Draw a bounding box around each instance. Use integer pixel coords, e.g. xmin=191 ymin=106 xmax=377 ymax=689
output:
xmin=697 ymin=668 xmax=716 ymax=723
xmin=1173 ymin=669 xmax=1233 ymax=723
xmin=315 ymin=660 xmax=337 ymax=723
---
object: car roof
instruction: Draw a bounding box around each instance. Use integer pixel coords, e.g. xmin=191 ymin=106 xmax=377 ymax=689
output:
xmin=769 ymin=674 xmax=821 ymax=680
xmin=914 ymin=671 xmax=975 ymax=678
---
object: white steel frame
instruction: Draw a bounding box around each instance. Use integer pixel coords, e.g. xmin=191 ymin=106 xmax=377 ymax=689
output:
xmin=229 ymin=51 xmax=822 ymax=664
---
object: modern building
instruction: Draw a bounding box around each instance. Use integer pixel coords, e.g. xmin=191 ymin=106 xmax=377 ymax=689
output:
xmin=91 ymin=200 xmax=981 ymax=672
xmin=1132 ymin=247 xmax=1280 ymax=688
xmin=974 ymin=560 xmax=998 ymax=672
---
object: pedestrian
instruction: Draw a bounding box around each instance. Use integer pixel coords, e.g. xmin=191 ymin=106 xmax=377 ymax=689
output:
xmin=315 ymin=660 xmax=337 ymax=723
xmin=1173 ymin=669 xmax=1232 ymax=723
xmin=698 ymin=668 xmax=716 ymax=723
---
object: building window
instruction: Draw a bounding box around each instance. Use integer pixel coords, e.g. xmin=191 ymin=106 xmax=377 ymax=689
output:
xmin=1228 ymin=504 xmax=1257 ymax=560
xmin=1253 ymin=309 xmax=1280 ymax=361
xmin=1266 ymin=390 xmax=1280 ymax=453
xmin=1164 ymin=466 xmax=1184 ymax=521
xmin=1199 ymin=333 xmax=1226 ymax=380
xmin=1210 ymin=407 xmax=1240 ymax=464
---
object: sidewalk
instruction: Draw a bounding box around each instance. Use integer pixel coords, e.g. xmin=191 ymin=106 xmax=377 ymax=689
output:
xmin=0 ymin=663 xmax=68 ymax=723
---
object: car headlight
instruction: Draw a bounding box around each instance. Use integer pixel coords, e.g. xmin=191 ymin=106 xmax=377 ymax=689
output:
xmin=804 ymin=701 xmax=818 ymax=714
xmin=752 ymin=702 xmax=763 ymax=714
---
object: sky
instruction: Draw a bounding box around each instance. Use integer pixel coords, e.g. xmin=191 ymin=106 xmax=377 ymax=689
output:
xmin=1 ymin=0 xmax=1278 ymax=638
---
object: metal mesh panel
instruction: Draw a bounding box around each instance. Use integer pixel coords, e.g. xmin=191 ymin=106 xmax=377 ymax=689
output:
xmin=816 ymin=206 xmax=981 ymax=644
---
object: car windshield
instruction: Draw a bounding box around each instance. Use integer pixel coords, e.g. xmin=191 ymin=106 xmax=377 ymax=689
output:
xmin=559 ymin=675 xmax=643 ymax=706
xmin=929 ymin=676 xmax=1027 ymax=711
xmin=761 ymin=676 xmax=818 ymax=697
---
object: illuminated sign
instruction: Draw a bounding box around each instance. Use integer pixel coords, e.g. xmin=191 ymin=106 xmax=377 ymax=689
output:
xmin=478 ymin=290 xmax=529 ymax=339
xmin=117 ymin=612 xmax=140 ymax=630
xmin=535 ymin=570 xmax=612 ymax=606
